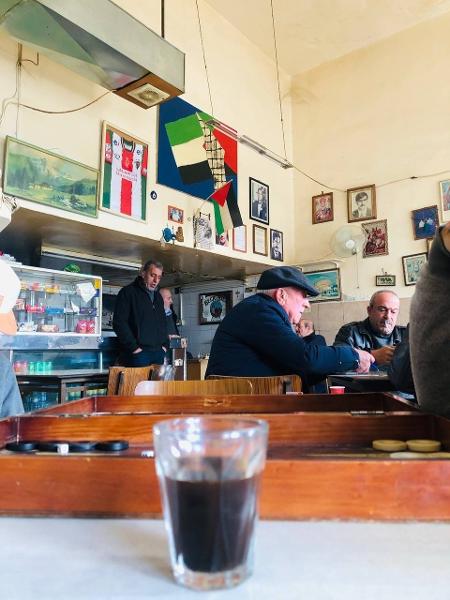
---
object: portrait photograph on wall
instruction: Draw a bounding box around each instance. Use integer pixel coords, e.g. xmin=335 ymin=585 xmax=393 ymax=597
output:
xmin=99 ymin=123 xmax=148 ymax=222
xmin=249 ymin=177 xmax=269 ymax=224
xmin=403 ymin=252 xmax=427 ymax=285
xmin=362 ymin=219 xmax=388 ymax=257
xmin=347 ymin=184 xmax=376 ymax=222
xmin=168 ymin=205 xmax=184 ymax=224
xmin=303 ymin=269 xmax=341 ymax=302
xmin=312 ymin=192 xmax=333 ymax=224
xmin=440 ymin=179 xmax=450 ymax=222
xmin=270 ymin=229 xmax=283 ymax=261
xmin=199 ymin=291 xmax=232 ymax=324
xmin=3 ymin=137 xmax=98 ymax=218
xmin=253 ymin=224 xmax=268 ymax=256
xmin=411 ymin=205 xmax=439 ymax=239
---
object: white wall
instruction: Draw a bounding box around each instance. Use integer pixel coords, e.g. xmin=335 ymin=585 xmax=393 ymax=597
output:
xmin=291 ymin=13 xmax=450 ymax=304
xmin=0 ymin=0 xmax=296 ymax=264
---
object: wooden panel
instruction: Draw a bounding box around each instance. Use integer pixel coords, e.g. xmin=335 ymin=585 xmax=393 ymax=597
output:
xmin=133 ymin=379 xmax=253 ymax=396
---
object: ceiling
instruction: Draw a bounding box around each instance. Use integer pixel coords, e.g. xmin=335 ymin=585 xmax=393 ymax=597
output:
xmin=205 ymin=0 xmax=450 ymax=75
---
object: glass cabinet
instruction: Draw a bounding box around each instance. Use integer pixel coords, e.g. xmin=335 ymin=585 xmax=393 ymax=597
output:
xmin=12 ymin=264 xmax=102 ymax=337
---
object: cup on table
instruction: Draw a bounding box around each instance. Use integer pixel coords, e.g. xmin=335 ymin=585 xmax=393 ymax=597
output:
xmin=329 ymin=385 xmax=345 ymax=394
xmin=153 ymin=416 xmax=269 ymax=591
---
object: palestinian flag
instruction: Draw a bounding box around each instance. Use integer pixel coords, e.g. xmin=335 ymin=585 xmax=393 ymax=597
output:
xmin=208 ymin=181 xmax=243 ymax=234
xmin=102 ymin=129 xmax=147 ymax=220
xmin=165 ymin=112 xmax=212 ymax=184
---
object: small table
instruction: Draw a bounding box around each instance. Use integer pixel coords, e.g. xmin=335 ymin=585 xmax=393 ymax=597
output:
xmin=16 ymin=369 xmax=109 ymax=404
xmin=327 ymin=371 xmax=394 ymax=393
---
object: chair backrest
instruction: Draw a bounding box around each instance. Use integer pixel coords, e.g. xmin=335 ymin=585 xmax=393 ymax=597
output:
xmin=107 ymin=365 xmax=158 ymax=396
xmin=134 ymin=378 xmax=254 ymax=396
xmin=207 ymin=374 xmax=302 ymax=394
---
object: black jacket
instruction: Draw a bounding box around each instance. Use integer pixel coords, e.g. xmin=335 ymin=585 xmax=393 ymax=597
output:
xmin=388 ymin=324 xmax=415 ymax=395
xmin=205 ymin=293 xmax=359 ymax=391
xmin=113 ymin=277 xmax=167 ymax=353
xmin=334 ymin=318 xmax=405 ymax=353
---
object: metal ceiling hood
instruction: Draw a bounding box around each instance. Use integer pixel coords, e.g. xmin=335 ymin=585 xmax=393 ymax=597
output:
xmin=0 ymin=0 xmax=185 ymax=108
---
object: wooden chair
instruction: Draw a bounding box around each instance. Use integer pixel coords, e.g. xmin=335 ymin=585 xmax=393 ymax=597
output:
xmin=107 ymin=365 xmax=159 ymax=396
xmin=207 ymin=374 xmax=302 ymax=394
xmin=133 ymin=378 xmax=254 ymax=396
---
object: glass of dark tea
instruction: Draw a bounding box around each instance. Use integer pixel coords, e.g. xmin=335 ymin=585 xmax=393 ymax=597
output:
xmin=153 ymin=416 xmax=268 ymax=591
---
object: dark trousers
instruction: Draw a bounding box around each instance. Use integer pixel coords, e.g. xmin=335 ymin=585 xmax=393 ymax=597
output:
xmin=122 ymin=349 xmax=166 ymax=367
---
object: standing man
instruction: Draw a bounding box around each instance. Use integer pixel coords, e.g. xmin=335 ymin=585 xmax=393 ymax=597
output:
xmin=205 ymin=266 xmax=373 ymax=391
xmin=0 ymin=260 xmax=24 ymax=417
xmin=160 ymin=287 xmax=179 ymax=338
xmin=334 ymin=290 xmax=406 ymax=368
xmin=113 ymin=259 xmax=167 ymax=367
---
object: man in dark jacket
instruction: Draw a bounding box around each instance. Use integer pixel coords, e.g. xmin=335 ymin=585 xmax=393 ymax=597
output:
xmin=113 ymin=259 xmax=167 ymax=367
xmin=334 ymin=290 xmax=406 ymax=369
xmin=205 ymin=266 xmax=373 ymax=391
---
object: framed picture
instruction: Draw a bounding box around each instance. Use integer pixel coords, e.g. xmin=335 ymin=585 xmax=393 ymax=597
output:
xmin=411 ymin=205 xmax=439 ymax=240
xmin=215 ymin=231 xmax=229 ymax=247
xmin=253 ymin=224 xmax=268 ymax=256
xmin=402 ymin=252 xmax=428 ymax=286
xmin=3 ymin=137 xmax=98 ymax=218
xmin=362 ymin=219 xmax=388 ymax=258
xmin=249 ymin=177 xmax=269 ymax=224
xmin=168 ymin=205 xmax=184 ymax=224
xmin=312 ymin=192 xmax=333 ymax=224
xmin=440 ymin=179 xmax=450 ymax=222
xmin=303 ymin=269 xmax=341 ymax=302
xmin=347 ymin=184 xmax=376 ymax=222
xmin=270 ymin=229 xmax=283 ymax=261
xmin=99 ymin=122 xmax=148 ymax=222
xmin=375 ymin=274 xmax=396 ymax=286
xmin=199 ymin=291 xmax=232 ymax=325
xmin=232 ymin=225 xmax=247 ymax=253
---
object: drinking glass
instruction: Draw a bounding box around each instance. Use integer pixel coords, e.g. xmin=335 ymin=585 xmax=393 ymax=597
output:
xmin=153 ymin=416 xmax=268 ymax=591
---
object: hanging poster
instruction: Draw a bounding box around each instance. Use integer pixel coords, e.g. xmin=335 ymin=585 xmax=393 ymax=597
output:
xmin=99 ymin=122 xmax=148 ymax=222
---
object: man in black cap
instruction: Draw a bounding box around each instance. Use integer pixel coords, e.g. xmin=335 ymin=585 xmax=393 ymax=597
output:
xmin=205 ymin=266 xmax=374 ymax=390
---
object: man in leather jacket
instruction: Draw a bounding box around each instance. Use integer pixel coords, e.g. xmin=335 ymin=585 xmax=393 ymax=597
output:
xmin=333 ymin=290 xmax=406 ymax=369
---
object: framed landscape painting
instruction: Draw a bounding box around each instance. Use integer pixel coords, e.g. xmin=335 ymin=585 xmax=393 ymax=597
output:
xmin=303 ymin=268 xmax=341 ymax=302
xmin=3 ymin=137 xmax=98 ymax=218
xmin=99 ymin=122 xmax=148 ymax=222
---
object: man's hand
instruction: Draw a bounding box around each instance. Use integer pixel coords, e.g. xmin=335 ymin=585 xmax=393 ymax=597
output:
xmin=442 ymin=222 xmax=450 ymax=252
xmin=371 ymin=346 xmax=395 ymax=365
xmin=132 ymin=347 xmax=142 ymax=354
xmin=354 ymin=348 xmax=375 ymax=373
xmin=296 ymin=319 xmax=314 ymax=337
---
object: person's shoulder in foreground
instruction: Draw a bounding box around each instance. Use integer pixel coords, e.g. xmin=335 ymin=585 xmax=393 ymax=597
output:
xmin=410 ymin=224 xmax=450 ymax=416
xmin=0 ymin=259 xmax=24 ymax=417
xmin=206 ymin=265 xmax=374 ymax=390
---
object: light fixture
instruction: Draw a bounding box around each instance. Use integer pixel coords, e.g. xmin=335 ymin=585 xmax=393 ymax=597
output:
xmin=206 ymin=118 xmax=293 ymax=169
xmin=0 ymin=0 xmax=185 ymax=109
xmin=41 ymin=245 xmax=141 ymax=270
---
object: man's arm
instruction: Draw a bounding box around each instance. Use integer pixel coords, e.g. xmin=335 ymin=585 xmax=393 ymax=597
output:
xmin=0 ymin=358 xmax=24 ymax=417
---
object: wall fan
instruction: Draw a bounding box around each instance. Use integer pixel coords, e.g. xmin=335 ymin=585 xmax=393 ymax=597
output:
xmin=330 ymin=225 xmax=366 ymax=258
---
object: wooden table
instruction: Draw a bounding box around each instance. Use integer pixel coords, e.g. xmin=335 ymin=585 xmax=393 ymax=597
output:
xmin=327 ymin=371 xmax=395 ymax=392
xmin=2 ymin=392 xmax=450 ymax=520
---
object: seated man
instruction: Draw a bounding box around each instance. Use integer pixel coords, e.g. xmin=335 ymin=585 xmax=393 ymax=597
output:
xmin=205 ymin=266 xmax=373 ymax=391
xmin=0 ymin=260 xmax=24 ymax=417
xmin=334 ymin=290 xmax=406 ymax=369
xmin=410 ymin=223 xmax=450 ymax=416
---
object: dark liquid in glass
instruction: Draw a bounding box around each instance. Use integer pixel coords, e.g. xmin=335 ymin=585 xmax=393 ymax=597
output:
xmin=165 ymin=474 xmax=259 ymax=573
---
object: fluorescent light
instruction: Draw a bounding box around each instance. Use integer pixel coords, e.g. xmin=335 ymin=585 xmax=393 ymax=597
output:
xmin=41 ymin=246 xmax=141 ymax=270
xmin=206 ymin=119 xmax=293 ymax=169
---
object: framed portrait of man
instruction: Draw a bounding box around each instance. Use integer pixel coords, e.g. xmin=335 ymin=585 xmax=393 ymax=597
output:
xmin=347 ymin=185 xmax=376 ymax=223
xmin=270 ymin=229 xmax=283 ymax=261
xmin=249 ymin=177 xmax=269 ymax=225
xmin=312 ymin=192 xmax=333 ymax=224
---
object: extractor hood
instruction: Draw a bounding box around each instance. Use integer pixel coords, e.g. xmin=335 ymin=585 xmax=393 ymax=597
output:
xmin=0 ymin=0 xmax=185 ymax=108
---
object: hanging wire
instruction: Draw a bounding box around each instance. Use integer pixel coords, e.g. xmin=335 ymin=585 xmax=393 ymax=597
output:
xmin=195 ymin=0 xmax=214 ymax=116
xmin=18 ymin=91 xmax=111 ymax=114
xmin=270 ymin=0 xmax=288 ymax=161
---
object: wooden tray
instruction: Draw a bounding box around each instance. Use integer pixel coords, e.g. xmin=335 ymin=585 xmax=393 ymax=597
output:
xmin=0 ymin=393 xmax=449 ymax=521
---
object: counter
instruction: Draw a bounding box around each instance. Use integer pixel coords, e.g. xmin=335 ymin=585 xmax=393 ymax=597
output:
xmin=2 ymin=518 xmax=450 ymax=599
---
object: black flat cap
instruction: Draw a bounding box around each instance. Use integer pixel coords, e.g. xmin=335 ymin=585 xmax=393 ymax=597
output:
xmin=257 ymin=266 xmax=319 ymax=297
